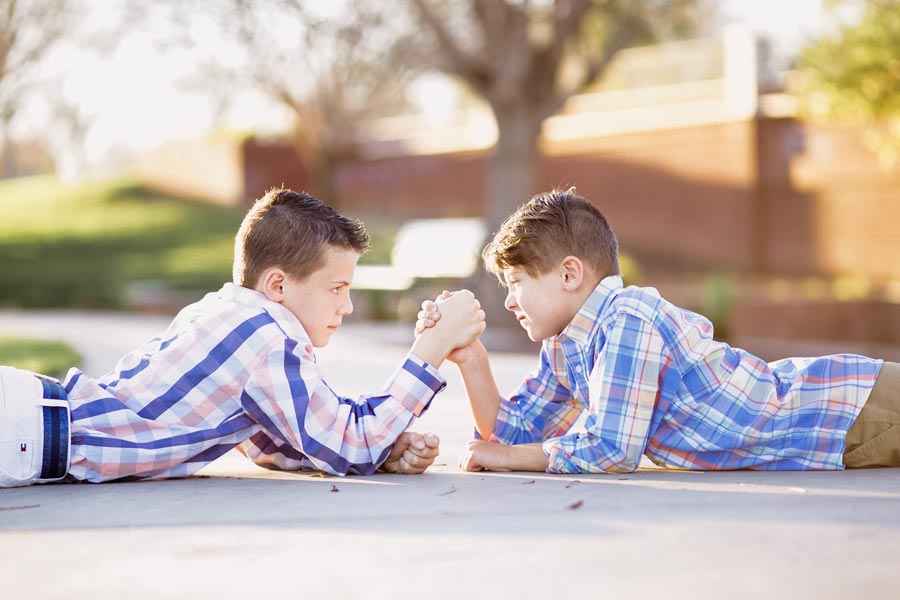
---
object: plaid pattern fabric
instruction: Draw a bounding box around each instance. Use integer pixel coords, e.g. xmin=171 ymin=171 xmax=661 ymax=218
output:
xmin=63 ymin=283 xmax=445 ymax=482
xmin=491 ymin=276 xmax=882 ymax=474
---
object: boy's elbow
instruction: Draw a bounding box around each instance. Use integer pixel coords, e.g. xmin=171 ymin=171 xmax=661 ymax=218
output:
xmin=591 ymin=446 xmax=641 ymax=474
xmin=606 ymin=460 xmax=638 ymax=474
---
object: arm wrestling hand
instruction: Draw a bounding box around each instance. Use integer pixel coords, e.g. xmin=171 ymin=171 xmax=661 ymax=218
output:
xmin=436 ymin=290 xmax=484 ymax=344
xmin=422 ymin=291 xmax=485 ymax=360
xmin=411 ymin=290 xmax=484 ymax=367
xmin=417 ymin=294 xmax=485 ymax=364
xmin=415 ymin=294 xmax=447 ymax=334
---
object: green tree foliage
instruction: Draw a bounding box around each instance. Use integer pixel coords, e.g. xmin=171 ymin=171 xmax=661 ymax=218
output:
xmin=799 ymin=0 xmax=900 ymax=165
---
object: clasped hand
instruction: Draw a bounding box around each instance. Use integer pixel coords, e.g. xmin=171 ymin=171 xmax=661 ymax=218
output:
xmin=412 ymin=289 xmax=485 ymax=365
xmin=415 ymin=290 xmax=483 ymax=364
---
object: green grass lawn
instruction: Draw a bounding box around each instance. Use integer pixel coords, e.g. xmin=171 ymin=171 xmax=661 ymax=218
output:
xmin=0 ymin=176 xmax=247 ymax=308
xmin=0 ymin=337 xmax=81 ymax=379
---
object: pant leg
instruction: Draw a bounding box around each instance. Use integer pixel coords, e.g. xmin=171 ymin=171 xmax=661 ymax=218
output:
xmin=0 ymin=366 xmax=70 ymax=487
xmin=843 ymin=361 xmax=900 ymax=468
xmin=0 ymin=366 xmax=45 ymax=486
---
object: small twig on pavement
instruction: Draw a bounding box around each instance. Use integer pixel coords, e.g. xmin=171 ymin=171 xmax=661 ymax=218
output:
xmin=330 ymin=485 xmax=340 ymax=492
xmin=565 ymin=479 xmax=581 ymax=489
xmin=438 ymin=486 xmax=457 ymax=496
xmin=0 ymin=504 xmax=40 ymax=511
xmin=568 ymin=500 xmax=584 ymax=510
xmin=522 ymin=480 xmax=536 ymax=485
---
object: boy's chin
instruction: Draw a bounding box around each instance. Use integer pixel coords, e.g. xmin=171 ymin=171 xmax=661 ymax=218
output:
xmin=523 ymin=326 xmax=550 ymax=342
xmin=309 ymin=336 xmax=331 ymax=348
xmin=522 ymin=322 xmax=562 ymax=342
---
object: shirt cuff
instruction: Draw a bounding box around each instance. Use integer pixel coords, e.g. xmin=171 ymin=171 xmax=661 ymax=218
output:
xmin=385 ymin=353 xmax=447 ymax=417
xmin=542 ymin=438 xmax=580 ymax=474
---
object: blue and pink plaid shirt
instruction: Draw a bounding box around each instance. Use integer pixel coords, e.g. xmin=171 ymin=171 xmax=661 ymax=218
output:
xmin=63 ymin=283 xmax=445 ymax=482
xmin=490 ymin=275 xmax=882 ymax=473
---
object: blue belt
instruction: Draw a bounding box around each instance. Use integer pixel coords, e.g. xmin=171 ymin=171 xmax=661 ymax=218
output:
xmin=35 ymin=375 xmax=70 ymax=481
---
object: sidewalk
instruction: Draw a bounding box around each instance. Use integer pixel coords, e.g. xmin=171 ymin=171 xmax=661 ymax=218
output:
xmin=1 ymin=310 xmax=899 ymax=599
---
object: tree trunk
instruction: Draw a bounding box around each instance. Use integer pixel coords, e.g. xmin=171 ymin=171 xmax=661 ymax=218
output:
xmin=486 ymin=107 xmax=542 ymax=230
xmin=475 ymin=105 xmax=544 ymax=350
xmin=315 ymin=150 xmax=338 ymax=209
xmin=1 ymin=117 xmax=15 ymax=178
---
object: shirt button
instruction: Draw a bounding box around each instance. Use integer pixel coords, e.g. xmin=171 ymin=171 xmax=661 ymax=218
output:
xmin=575 ymin=365 xmax=583 ymax=374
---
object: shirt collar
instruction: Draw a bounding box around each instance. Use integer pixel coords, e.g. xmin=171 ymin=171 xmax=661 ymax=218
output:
xmin=557 ymin=275 xmax=623 ymax=346
xmin=216 ymin=282 xmax=312 ymax=344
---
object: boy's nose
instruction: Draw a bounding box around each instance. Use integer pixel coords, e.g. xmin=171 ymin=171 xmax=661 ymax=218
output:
xmin=504 ymin=289 xmax=517 ymax=311
xmin=342 ymin=295 xmax=354 ymax=315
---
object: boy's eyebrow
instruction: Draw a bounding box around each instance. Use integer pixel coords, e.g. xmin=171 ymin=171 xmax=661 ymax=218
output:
xmin=331 ymin=279 xmax=351 ymax=286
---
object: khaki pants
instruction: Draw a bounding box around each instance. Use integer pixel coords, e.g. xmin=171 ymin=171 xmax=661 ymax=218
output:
xmin=844 ymin=361 xmax=900 ymax=468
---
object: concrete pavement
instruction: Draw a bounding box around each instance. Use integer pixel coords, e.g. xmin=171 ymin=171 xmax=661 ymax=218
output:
xmin=1 ymin=310 xmax=898 ymax=599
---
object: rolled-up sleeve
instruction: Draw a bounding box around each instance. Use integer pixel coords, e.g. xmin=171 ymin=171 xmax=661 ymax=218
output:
xmin=240 ymin=337 xmax=446 ymax=475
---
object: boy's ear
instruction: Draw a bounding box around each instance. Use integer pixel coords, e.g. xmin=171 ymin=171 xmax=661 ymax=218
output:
xmin=258 ymin=268 xmax=287 ymax=302
xmin=559 ymin=256 xmax=584 ymax=290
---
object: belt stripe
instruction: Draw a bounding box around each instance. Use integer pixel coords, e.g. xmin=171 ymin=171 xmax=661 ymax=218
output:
xmin=37 ymin=377 xmax=70 ymax=480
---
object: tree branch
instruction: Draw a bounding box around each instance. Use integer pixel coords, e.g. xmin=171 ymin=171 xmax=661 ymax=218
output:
xmin=540 ymin=3 xmax=642 ymax=119
xmin=410 ymin=0 xmax=491 ymax=93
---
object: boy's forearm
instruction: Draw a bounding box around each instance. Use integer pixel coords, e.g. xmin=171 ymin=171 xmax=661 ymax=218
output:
xmin=410 ymin=333 xmax=447 ymax=368
xmin=507 ymin=443 xmax=550 ymax=472
xmin=455 ymin=341 xmax=502 ymax=439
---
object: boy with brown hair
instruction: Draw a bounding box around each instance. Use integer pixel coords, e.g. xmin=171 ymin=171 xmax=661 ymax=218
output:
xmin=419 ymin=188 xmax=899 ymax=474
xmin=0 ymin=188 xmax=485 ymax=487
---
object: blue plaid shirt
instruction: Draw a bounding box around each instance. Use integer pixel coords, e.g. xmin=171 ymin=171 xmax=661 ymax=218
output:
xmin=490 ymin=276 xmax=882 ymax=473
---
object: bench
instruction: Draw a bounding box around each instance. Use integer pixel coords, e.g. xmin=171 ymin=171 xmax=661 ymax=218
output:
xmin=353 ymin=218 xmax=488 ymax=317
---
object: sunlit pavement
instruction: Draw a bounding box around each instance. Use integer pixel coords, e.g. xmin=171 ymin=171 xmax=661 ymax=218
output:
xmin=1 ymin=310 xmax=898 ymax=599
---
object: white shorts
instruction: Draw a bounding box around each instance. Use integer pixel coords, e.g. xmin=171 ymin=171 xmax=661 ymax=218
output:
xmin=0 ymin=366 xmax=71 ymax=488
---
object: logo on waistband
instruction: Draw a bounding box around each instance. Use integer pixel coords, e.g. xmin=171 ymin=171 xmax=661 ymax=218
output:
xmin=20 ymin=443 xmax=26 ymax=452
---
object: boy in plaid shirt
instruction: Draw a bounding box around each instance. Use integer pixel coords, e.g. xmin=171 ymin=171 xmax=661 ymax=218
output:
xmin=0 ymin=189 xmax=485 ymax=487
xmin=419 ymin=189 xmax=898 ymax=474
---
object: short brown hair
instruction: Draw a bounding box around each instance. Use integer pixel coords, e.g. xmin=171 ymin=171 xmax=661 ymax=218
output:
xmin=233 ymin=188 xmax=369 ymax=287
xmin=483 ymin=188 xmax=619 ymax=278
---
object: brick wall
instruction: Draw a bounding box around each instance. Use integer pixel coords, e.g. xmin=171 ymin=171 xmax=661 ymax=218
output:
xmin=789 ymin=122 xmax=900 ymax=280
xmin=241 ymin=139 xmax=309 ymax=205
xmin=336 ymin=121 xmax=763 ymax=274
xmin=335 ymin=151 xmax=486 ymax=218
xmin=334 ymin=117 xmax=900 ymax=283
xmin=137 ymin=116 xmax=900 ymax=283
